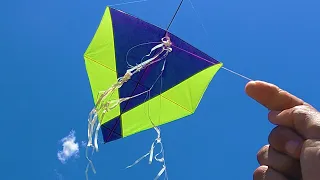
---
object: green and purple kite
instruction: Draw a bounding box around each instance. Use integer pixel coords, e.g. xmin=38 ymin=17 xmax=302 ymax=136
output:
xmin=83 ymin=6 xmax=222 ymax=179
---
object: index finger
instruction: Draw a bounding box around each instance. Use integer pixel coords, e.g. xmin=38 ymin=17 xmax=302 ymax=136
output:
xmin=245 ymin=81 xmax=304 ymax=111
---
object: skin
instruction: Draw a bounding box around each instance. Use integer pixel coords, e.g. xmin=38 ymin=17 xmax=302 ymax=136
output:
xmin=244 ymin=81 xmax=320 ymax=180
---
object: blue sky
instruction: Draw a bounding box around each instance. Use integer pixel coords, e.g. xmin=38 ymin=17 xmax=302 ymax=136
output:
xmin=1 ymin=0 xmax=320 ymax=179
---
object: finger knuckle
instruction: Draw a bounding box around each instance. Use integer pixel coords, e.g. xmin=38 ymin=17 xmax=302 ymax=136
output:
xmin=257 ymin=145 xmax=269 ymax=165
xmin=292 ymin=106 xmax=320 ymax=138
xmin=303 ymin=139 xmax=320 ymax=148
xmin=253 ymin=166 xmax=267 ymax=180
xmin=292 ymin=105 xmax=309 ymax=117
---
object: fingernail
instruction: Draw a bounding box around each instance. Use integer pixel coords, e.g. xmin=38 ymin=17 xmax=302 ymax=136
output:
xmin=285 ymin=140 xmax=300 ymax=155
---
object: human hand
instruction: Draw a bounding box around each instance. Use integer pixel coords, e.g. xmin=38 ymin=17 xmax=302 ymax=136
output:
xmin=245 ymin=81 xmax=320 ymax=180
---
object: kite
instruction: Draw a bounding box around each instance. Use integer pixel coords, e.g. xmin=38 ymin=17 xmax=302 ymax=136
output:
xmin=83 ymin=2 xmax=251 ymax=179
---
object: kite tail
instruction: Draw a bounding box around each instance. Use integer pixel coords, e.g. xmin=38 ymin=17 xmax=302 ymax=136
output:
xmin=125 ymin=40 xmax=171 ymax=179
xmin=93 ymin=121 xmax=101 ymax=152
xmin=87 ymin=109 xmax=98 ymax=149
xmin=85 ymin=109 xmax=99 ymax=180
xmin=85 ymin=145 xmax=97 ymax=179
xmin=85 ymin=97 xmax=139 ymax=180
xmin=151 ymin=126 xmax=168 ymax=180
xmin=125 ymin=126 xmax=168 ymax=180
xmin=86 ymin=70 xmax=133 ymax=152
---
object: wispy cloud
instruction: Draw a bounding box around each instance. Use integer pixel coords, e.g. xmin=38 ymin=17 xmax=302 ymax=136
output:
xmin=57 ymin=130 xmax=79 ymax=163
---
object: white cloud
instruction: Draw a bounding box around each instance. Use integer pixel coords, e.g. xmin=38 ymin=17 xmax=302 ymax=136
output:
xmin=57 ymin=130 xmax=79 ymax=163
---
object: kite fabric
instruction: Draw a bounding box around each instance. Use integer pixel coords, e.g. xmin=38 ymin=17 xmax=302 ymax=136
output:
xmin=84 ymin=6 xmax=222 ymax=144
xmin=83 ymin=6 xmax=222 ymax=179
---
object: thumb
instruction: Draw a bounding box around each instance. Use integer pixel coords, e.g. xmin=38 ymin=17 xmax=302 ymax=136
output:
xmin=300 ymin=139 xmax=320 ymax=180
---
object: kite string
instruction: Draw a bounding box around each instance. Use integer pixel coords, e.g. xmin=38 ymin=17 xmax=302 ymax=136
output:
xmin=187 ymin=0 xmax=254 ymax=82
xmin=221 ymin=67 xmax=253 ymax=81
xmin=107 ymin=0 xmax=152 ymax=7
xmin=166 ymin=0 xmax=185 ymax=33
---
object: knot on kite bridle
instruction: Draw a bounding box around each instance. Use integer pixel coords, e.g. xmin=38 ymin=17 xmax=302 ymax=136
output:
xmin=162 ymin=36 xmax=172 ymax=52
